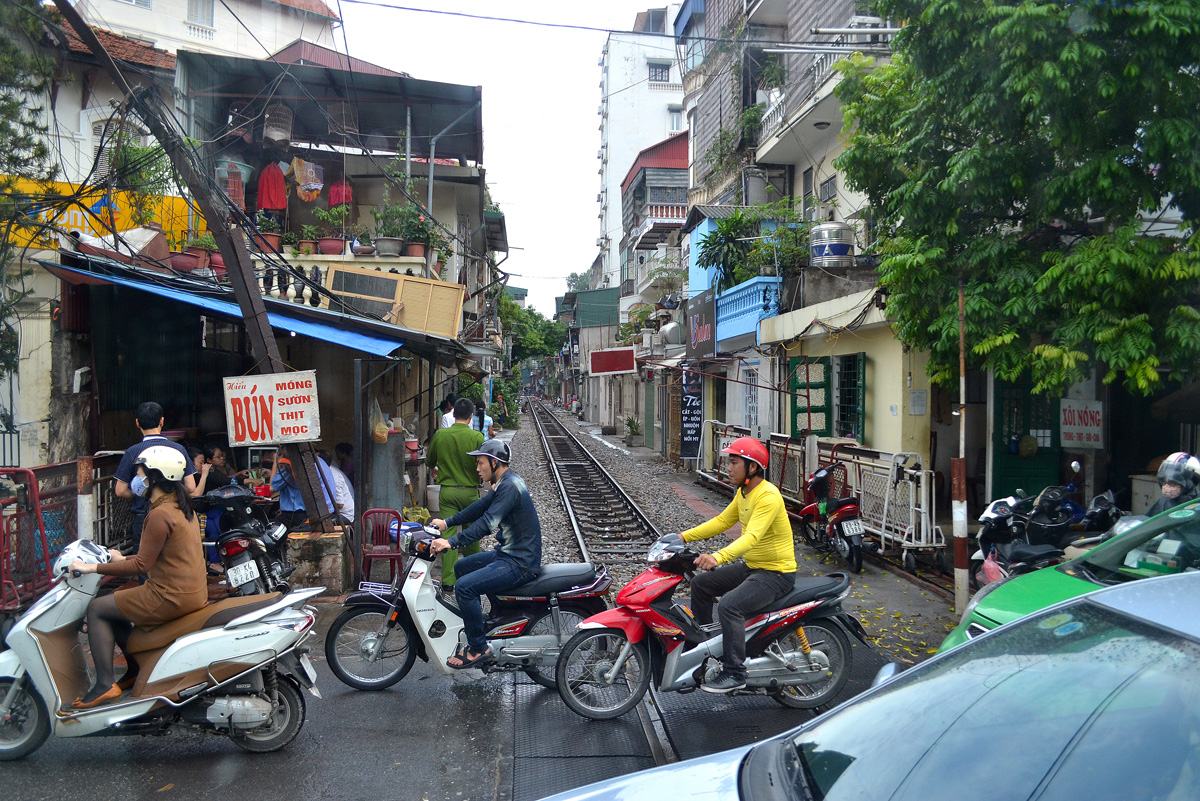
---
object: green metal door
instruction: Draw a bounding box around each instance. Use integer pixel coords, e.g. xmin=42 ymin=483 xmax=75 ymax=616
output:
xmin=644 ymin=380 xmax=655 ymax=450
xmin=992 ymin=377 xmax=1060 ymax=499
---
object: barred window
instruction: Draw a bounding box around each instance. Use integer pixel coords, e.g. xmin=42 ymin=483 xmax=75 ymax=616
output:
xmin=648 ymin=63 xmax=671 ymax=83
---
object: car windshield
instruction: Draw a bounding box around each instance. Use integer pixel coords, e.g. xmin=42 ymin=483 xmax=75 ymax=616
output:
xmin=783 ymin=603 xmax=1200 ymax=801
xmin=1075 ymin=502 xmax=1200 ymax=583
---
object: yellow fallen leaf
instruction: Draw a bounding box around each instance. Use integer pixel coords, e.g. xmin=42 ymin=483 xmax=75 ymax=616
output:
xmin=157 ymin=785 xmax=174 ymax=793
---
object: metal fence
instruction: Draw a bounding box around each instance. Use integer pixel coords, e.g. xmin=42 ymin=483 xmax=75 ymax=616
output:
xmin=697 ymin=421 xmax=945 ymax=563
xmin=0 ymin=455 xmax=133 ymax=613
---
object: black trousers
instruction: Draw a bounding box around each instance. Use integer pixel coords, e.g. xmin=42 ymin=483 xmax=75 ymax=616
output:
xmin=690 ymin=563 xmax=796 ymax=678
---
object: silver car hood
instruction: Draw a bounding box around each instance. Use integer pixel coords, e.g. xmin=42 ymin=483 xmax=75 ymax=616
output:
xmin=535 ymin=742 xmax=753 ymax=801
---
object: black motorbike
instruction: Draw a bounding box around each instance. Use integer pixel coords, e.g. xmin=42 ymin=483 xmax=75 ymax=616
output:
xmin=199 ymin=484 xmax=293 ymax=596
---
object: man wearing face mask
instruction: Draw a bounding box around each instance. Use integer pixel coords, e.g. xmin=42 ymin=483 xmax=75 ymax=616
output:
xmin=1147 ymin=452 xmax=1200 ymax=517
xmin=114 ymin=402 xmax=198 ymax=555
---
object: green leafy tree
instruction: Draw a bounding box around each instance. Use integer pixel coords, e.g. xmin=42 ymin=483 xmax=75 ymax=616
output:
xmin=565 ymin=271 xmax=590 ymax=292
xmin=697 ymin=210 xmax=759 ymax=292
xmin=834 ymin=0 xmax=1200 ymax=395
xmin=0 ymin=1 xmax=57 ymax=425
xmin=498 ymin=294 xmax=567 ymax=364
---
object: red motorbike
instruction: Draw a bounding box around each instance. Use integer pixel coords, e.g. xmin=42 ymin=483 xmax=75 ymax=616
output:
xmin=799 ymin=464 xmax=864 ymax=573
xmin=554 ymin=535 xmax=863 ymax=720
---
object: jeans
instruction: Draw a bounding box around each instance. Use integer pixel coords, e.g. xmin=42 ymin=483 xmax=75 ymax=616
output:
xmin=454 ymin=550 xmax=537 ymax=653
xmin=691 ymin=563 xmax=796 ymax=679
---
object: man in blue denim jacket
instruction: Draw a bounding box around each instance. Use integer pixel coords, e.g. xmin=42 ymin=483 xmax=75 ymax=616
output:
xmin=430 ymin=439 xmax=542 ymax=669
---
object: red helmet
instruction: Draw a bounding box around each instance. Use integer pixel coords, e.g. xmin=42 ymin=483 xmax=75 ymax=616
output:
xmin=721 ymin=436 xmax=768 ymax=471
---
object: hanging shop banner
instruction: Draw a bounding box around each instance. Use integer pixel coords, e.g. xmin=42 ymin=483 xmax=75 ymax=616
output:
xmin=1060 ymin=398 xmax=1104 ymax=449
xmin=680 ymin=364 xmax=703 ymax=459
xmin=224 ymin=371 xmax=322 ymax=446
xmin=686 ymin=289 xmax=716 ymax=359
xmin=589 ymin=346 xmax=638 ymax=376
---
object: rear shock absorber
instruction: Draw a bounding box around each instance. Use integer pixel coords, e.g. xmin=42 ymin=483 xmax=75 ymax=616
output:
xmin=794 ymin=625 xmax=812 ymax=655
xmin=264 ymin=665 xmax=279 ymax=704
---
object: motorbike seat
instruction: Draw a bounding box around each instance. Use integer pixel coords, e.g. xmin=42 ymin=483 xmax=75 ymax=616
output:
xmin=767 ymin=575 xmax=844 ymax=611
xmin=499 ymin=563 xmax=597 ymax=597
xmin=1007 ymin=543 xmax=1064 ymax=563
xmin=826 ymin=497 xmax=858 ymax=513
xmin=126 ymin=593 xmax=282 ymax=653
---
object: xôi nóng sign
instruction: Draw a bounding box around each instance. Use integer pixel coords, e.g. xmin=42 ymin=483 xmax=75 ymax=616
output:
xmin=224 ymin=370 xmax=322 ymax=445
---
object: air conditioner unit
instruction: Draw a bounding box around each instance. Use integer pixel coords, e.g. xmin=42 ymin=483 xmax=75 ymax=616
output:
xmin=596 ymin=193 xmax=602 ymax=203
xmin=642 ymin=330 xmax=653 ymax=350
xmin=596 ymin=238 xmax=604 ymax=247
xmin=849 ymin=15 xmax=888 ymax=43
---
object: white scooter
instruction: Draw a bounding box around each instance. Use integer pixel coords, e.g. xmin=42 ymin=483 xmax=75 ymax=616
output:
xmin=0 ymin=540 xmax=322 ymax=760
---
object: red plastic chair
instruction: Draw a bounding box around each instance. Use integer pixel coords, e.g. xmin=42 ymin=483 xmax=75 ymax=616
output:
xmin=360 ymin=508 xmax=405 ymax=582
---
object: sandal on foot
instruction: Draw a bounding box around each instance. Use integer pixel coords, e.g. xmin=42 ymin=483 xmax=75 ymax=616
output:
xmin=116 ymin=671 xmax=139 ymax=691
xmin=73 ymin=683 xmax=121 ymax=709
xmin=446 ymin=648 xmax=494 ymax=670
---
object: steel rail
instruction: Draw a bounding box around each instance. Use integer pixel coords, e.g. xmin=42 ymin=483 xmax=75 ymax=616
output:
xmin=530 ymin=401 xmax=661 ymax=564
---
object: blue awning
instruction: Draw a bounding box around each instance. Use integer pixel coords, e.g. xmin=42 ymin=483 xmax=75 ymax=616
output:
xmin=47 ymin=263 xmax=407 ymax=358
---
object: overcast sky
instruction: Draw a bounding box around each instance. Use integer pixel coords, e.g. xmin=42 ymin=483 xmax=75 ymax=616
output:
xmin=339 ymin=0 xmax=671 ymax=316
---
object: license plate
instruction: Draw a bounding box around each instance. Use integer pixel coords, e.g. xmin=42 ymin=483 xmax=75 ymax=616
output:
xmin=227 ymin=560 xmax=260 ymax=587
xmin=841 ymin=518 xmax=864 ymax=537
xmin=298 ymin=653 xmax=318 ymax=684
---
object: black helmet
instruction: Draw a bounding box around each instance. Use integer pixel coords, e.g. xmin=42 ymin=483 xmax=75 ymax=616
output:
xmin=467 ymin=439 xmax=511 ymax=464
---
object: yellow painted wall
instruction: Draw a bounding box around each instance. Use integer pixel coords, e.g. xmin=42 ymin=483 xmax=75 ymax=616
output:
xmin=6 ymin=176 xmax=196 ymax=249
xmin=787 ymin=325 xmax=932 ymax=463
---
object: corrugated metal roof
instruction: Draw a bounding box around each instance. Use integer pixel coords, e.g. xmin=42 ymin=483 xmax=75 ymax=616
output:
xmin=266 ymin=0 xmax=340 ymax=20
xmin=681 ymin=204 xmax=753 ymax=234
xmin=270 ymin=40 xmax=401 ymax=76
xmin=620 ymin=132 xmax=689 ymax=195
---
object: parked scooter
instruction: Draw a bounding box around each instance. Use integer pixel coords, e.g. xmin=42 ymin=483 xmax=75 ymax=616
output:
xmin=555 ymin=534 xmax=865 ymax=720
xmin=324 ymin=526 xmax=611 ymax=690
xmin=0 ymin=540 xmax=322 ymax=760
xmin=799 ymin=464 xmax=864 ymax=573
xmin=970 ymin=494 xmax=1064 ymax=589
xmin=199 ymin=485 xmax=292 ymax=596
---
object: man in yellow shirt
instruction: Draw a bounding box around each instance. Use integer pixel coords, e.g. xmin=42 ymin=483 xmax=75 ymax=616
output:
xmin=682 ymin=437 xmax=797 ymax=693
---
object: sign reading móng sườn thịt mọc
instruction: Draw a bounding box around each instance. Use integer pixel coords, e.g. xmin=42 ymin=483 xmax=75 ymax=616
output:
xmin=223 ymin=371 xmax=321 ymax=445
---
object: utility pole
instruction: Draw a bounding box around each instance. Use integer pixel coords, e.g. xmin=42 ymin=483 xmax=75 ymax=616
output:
xmin=952 ymin=275 xmax=969 ymax=611
xmin=52 ymin=0 xmax=334 ymax=533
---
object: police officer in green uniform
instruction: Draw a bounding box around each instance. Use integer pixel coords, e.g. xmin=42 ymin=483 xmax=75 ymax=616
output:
xmin=427 ymin=397 xmax=486 ymax=594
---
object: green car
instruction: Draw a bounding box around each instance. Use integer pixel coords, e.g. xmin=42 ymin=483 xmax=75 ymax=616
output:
xmin=941 ymin=498 xmax=1200 ymax=651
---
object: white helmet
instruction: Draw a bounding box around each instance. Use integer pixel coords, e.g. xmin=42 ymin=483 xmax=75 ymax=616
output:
xmin=135 ymin=445 xmax=187 ymax=482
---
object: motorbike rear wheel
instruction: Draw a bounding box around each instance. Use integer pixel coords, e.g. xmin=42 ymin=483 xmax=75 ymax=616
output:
xmin=231 ymin=677 xmax=305 ymax=753
xmin=0 ymin=678 xmax=50 ymax=760
xmin=770 ymin=620 xmax=851 ymax=709
xmin=325 ymin=607 xmax=418 ymax=690
xmin=522 ymin=603 xmax=595 ymax=689
xmin=834 ymin=536 xmax=863 ymax=573
xmin=556 ymin=628 xmax=651 ymax=720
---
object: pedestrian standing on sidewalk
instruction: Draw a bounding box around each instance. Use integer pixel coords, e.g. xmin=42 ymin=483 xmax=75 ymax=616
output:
xmin=427 ymin=397 xmax=485 ymax=596
xmin=114 ymin=402 xmax=198 ymax=555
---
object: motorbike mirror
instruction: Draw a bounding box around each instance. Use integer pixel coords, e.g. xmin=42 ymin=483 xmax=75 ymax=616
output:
xmin=1015 ymin=489 xmax=1027 ymax=499
xmin=1070 ymin=460 xmax=1082 ymax=474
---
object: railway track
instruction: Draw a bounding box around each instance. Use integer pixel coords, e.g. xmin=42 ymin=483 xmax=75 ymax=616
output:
xmin=530 ymin=401 xmax=661 ymax=564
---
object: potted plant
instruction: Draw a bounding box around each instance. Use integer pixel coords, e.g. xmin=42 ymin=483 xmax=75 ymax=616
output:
xmin=253 ymin=210 xmax=282 ymax=253
xmin=298 ymin=224 xmax=319 ymax=256
xmin=312 ymin=203 xmax=350 ymax=255
xmin=396 ymin=203 xmax=434 ymax=258
xmin=372 ymin=189 xmax=405 ymax=257
xmin=280 ymin=231 xmax=299 ymax=252
xmin=350 ymin=227 xmax=374 ymax=256
xmin=624 ymin=415 xmax=644 ymax=448
xmin=186 ymin=232 xmax=218 ymax=270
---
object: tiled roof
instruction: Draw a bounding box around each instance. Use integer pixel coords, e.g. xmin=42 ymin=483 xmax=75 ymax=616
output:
xmin=59 ymin=26 xmax=176 ymax=71
xmin=267 ymin=0 xmax=340 ymax=21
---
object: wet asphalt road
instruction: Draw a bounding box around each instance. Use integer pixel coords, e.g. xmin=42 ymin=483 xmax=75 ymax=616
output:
xmin=1 ymin=611 xmax=516 ymax=801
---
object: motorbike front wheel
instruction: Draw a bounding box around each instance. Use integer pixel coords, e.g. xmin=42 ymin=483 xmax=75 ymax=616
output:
xmin=770 ymin=620 xmax=852 ymax=709
xmin=834 ymin=535 xmax=863 ymax=573
xmin=231 ymin=677 xmax=305 ymax=753
xmin=799 ymin=519 xmax=821 ymax=549
xmin=522 ymin=603 xmax=596 ymax=689
xmin=0 ymin=678 xmax=50 ymax=760
xmin=325 ymin=607 xmax=418 ymax=690
xmin=555 ymin=628 xmax=651 ymax=720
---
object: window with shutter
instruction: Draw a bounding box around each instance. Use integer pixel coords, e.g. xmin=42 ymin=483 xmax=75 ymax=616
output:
xmin=790 ymin=356 xmax=831 ymax=437
xmin=188 ymin=0 xmax=214 ymax=26
xmin=92 ymin=120 xmax=146 ymax=182
xmin=832 ymin=353 xmax=866 ymax=442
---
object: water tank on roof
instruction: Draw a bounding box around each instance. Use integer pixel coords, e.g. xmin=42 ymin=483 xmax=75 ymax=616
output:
xmin=810 ymin=222 xmax=855 ymax=270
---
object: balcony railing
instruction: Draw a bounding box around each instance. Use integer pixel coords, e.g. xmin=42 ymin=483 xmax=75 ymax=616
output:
xmin=716 ymin=276 xmax=781 ymax=345
xmin=758 ymin=94 xmax=787 ymax=144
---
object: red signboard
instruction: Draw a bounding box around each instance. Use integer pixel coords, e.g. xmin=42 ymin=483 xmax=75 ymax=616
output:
xmin=589 ymin=347 xmax=637 ymax=376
